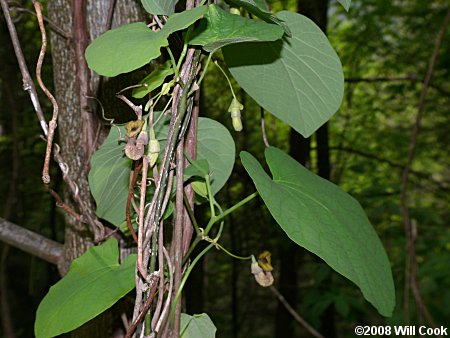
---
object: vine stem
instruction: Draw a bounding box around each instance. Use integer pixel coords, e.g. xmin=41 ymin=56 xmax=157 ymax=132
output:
xmin=33 ymin=0 xmax=59 ymax=184
xmin=183 ymin=192 xmax=258 ymax=262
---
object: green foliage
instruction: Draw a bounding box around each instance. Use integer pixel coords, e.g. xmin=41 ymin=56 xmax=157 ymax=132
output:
xmin=189 ymin=4 xmax=284 ymax=52
xmin=85 ymin=23 xmax=168 ymax=77
xmin=240 ymin=147 xmax=395 ymax=316
xmin=132 ymin=61 xmax=174 ymax=99
xmin=224 ymin=0 xmax=291 ymax=35
xmin=141 ymin=0 xmax=178 ymax=16
xmin=223 ymin=11 xmax=344 ymax=138
xmin=338 ymin=0 xmax=352 ymax=11
xmin=180 ymin=313 xmax=217 ymax=338
xmin=88 ymin=118 xmax=168 ymax=226
xmin=89 ymin=117 xmax=234 ymax=226
xmin=196 ymin=117 xmax=235 ymax=196
xmin=34 ymin=239 xmax=136 ymax=338
xmin=161 ymin=5 xmax=208 ymax=36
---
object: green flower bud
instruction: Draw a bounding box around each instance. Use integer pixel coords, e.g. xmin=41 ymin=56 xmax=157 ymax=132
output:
xmin=228 ymin=97 xmax=244 ymax=132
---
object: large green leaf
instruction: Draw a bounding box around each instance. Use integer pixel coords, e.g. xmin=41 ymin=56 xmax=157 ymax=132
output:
xmin=223 ymin=11 xmax=344 ymax=137
xmin=161 ymin=5 xmax=208 ymax=36
xmin=89 ymin=117 xmax=170 ymax=226
xmin=197 ymin=117 xmax=235 ymax=195
xmin=85 ymin=23 xmax=168 ymax=77
xmin=180 ymin=313 xmax=217 ymax=338
xmin=35 ymin=239 xmax=136 ymax=338
xmin=141 ymin=0 xmax=177 ymax=16
xmin=132 ymin=61 xmax=174 ymax=99
xmin=189 ymin=5 xmax=284 ymax=52
xmin=240 ymin=147 xmax=395 ymax=316
xmin=224 ymin=0 xmax=290 ymax=35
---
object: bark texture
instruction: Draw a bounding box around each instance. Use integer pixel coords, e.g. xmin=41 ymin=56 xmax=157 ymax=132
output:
xmin=45 ymin=1 xmax=145 ymax=336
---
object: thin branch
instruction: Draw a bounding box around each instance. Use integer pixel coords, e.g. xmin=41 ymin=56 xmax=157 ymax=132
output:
xmin=125 ymin=275 xmax=159 ymax=338
xmin=46 ymin=188 xmax=82 ymax=221
xmin=33 ymin=0 xmax=59 ymax=185
xmin=327 ymin=146 xmax=450 ymax=191
xmin=0 ymin=218 xmax=63 ymax=266
xmin=8 ymin=3 xmax=70 ymax=39
xmin=345 ymin=75 xmax=450 ymax=97
xmin=269 ymin=286 xmax=325 ymax=338
xmin=399 ymin=7 xmax=450 ymax=327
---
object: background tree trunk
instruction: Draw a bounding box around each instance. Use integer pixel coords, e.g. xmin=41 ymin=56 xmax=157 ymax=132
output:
xmin=46 ymin=1 xmax=145 ymax=336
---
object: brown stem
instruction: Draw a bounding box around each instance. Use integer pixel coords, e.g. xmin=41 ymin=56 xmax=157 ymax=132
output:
xmin=71 ymin=0 xmax=98 ymax=164
xmin=126 ymin=161 xmax=143 ymax=244
xmin=0 ymin=218 xmax=63 ymax=266
xmin=270 ymin=286 xmax=325 ymax=338
xmin=33 ymin=0 xmax=59 ymax=184
xmin=399 ymin=7 xmax=450 ymax=326
xmin=125 ymin=277 xmax=159 ymax=338
xmin=172 ymin=141 xmax=185 ymax=337
xmin=182 ymin=88 xmax=200 ymax=255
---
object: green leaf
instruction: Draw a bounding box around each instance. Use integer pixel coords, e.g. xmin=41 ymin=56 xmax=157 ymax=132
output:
xmin=85 ymin=23 xmax=168 ymax=77
xmin=240 ymin=147 xmax=395 ymax=316
xmin=337 ymin=0 xmax=351 ymax=11
xmin=197 ymin=117 xmax=235 ymax=195
xmin=132 ymin=61 xmax=174 ymax=99
xmin=161 ymin=5 xmax=208 ymax=36
xmin=223 ymin=11 xmax=344 ymax=137
xmin=185 ymin=159 xmax=210 ymax=180
xmin=141 ymin=0 xmax=177 ymax=16
xmin=189 ymin=5 xmax=284 ymax=52
xmin=35 ymin=239 xmax=136 ymax=338
xmin=180 ymin=313 xmax=217 ymax=338
xmin=89 ymin=116 xmax=169 ymax=226
xmin=224 ymin=0 xmax=290 ymax=35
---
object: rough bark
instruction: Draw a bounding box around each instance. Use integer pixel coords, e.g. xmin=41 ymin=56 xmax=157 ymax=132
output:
xmin=45 ymin=1 xmax=145 ymax=336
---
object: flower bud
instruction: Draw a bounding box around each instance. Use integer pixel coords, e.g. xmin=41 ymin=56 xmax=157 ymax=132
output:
xmin=228 ymin=97 xmax=244 ymax=132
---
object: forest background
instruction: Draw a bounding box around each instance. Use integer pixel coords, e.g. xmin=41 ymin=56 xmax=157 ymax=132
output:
xmin=0 ymin=0 xmax=449 ymax=337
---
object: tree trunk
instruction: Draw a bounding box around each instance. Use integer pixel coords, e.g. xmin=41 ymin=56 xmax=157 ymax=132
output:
xmin=46 ymin=1 xmax=145 ymax=336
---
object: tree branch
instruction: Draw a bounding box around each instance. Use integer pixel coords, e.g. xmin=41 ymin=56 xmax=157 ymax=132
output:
xmin=0 ymin=218 xmax=63 ymax=266
xmin=345 ymin=75 xmax=450 ymax=97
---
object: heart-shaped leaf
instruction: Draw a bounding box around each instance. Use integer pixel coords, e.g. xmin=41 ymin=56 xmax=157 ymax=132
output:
xmin=35 ymin=239 xmax=136 ymax=338
xmin=197 ymin=117 xmax=235 ymax=195
xmin=141 ymin=0 xmax=178 ymax=16
xmin=188 ymin=5 xmax=284 ymax=52
xmin=240 ymin=147 xmax=395 ymax=316
xmin=181 ymin=313 xmax=217 ymax=338
xmin=85 ymin=23 xmax=168 ymax=77
xmin=223 ymin=11 xmax=344 ymax=137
